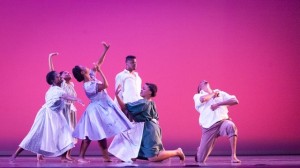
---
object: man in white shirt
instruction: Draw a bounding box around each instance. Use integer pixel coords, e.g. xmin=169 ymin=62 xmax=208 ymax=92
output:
xmin=115 ymin=55 xmax=142 ymax=105
xmin=109 ymin=55 xmax=144 ymax=162
xmin=193 ymin=80 xmax=241 ymax=164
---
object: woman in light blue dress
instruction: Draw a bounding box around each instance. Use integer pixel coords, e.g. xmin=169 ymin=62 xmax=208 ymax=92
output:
xmin=72 ymin=42 xmax=133 ymax=163
xmin=10 ymin=71 xmax=82 ymax=162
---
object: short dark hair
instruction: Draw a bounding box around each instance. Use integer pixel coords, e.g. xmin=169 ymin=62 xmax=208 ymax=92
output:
xmin=146 ymin=83 xmax=158 ymax=97
xmin=126 ymin=55 xmax=136 ymax=62
xmin=46 ymin=71 xmax=57 ymax=85
xmin=59 ymin=71 xmax=65 ymax=76
xmin=72 ymin=66 xmax=84 ymax=82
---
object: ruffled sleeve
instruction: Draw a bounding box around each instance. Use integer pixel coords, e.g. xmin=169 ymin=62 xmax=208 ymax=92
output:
xmin=84 ymin=81 xmax=98 ymax=98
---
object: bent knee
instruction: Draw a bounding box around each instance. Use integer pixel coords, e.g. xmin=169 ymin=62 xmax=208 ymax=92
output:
xmin=220 ymin=120 xmax=238 ymax=137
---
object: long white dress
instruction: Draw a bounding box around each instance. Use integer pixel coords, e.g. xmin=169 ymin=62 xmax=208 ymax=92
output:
xmin=73 ymin=78 xmax=133 ymax=140
xmin=19 ymin=86 xmax=74 ymax=157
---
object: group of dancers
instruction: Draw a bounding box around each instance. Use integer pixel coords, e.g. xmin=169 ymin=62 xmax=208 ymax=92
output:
xmin=9 ymin=42 xmax=185 ymax=164
xmin=10 ymin=41 xmax=241 ymax=164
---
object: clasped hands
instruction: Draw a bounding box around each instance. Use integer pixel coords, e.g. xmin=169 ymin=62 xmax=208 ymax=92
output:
xmin=211 ymin=91 xmax=220 ymax=111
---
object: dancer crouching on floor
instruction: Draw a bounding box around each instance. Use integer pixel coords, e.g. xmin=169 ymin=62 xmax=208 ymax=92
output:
xmin=193 ymin=80 xmax=241 ymax=164
xmin=111 ymin=82 xmax=185 ymax=162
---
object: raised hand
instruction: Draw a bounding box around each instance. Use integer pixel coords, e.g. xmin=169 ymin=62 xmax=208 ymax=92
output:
xmin=213 ymin=91 xmax=220 ymax=98
xmin=93 ymin=62 xmax=101 ymax=72
xmin=115 ymin=84 xmax=126 ymax=111
xmin=102 ymin=41 xmax=110 ymax=51
xmin=95 ymin=42 xmax=110 ymax=67
xmin=49 ymin=52 xmax=59 ymax=57
xmin=49 ymin=52 xmax=59 ymax=71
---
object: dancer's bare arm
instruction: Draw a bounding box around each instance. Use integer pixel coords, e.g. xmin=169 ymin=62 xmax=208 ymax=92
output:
xmin=48 ymin=52 xmax=58 ymax=71
xmin=115 ymin=85 xmax=126 ymax=112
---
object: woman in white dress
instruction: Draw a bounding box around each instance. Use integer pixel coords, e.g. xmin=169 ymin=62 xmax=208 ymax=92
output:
xmin=49 ymin=52 xmax=78 ymax=131
xmin=10 ymin=71 xmax=82 ymax=162
xmin=49 ymin=53 xmax=78 ymax=159
xmin=72 ymin=42 xmax=133 ymax=163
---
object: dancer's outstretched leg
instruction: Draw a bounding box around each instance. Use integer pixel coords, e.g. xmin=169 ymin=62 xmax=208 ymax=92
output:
xmin=10 ymin=147 xmax=24 ymax=163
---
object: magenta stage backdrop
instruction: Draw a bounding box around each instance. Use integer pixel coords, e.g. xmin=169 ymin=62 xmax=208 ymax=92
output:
xmin=0 ymin=0 xmax=299 ymax=156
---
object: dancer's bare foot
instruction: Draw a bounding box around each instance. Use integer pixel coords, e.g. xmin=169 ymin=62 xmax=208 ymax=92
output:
xmin=198 ymin=162 xmax=206 ymax=166
xmin=103 ymin=156 xmax=112 ymax=162
xmin=61 ymin=156 xmax=74 ymax=162
xmin=9 ymin=156 xmax=16 ymax=164
xmin=77 ymin=158 xmax=90 ymax=163
xmin=231 ymin=156 xmax=241 ymax=163
xmin=66 ymin=155 xmax=75 ymax=161
xmin=61 ymin=157 xmax=74 ymax=163
xmin=177 ymin=148 xmax=185 ymax=161
xmin=66 ymin=150 xmax=74 ymax=160
xmin=104 ymin=159 xmax=112 ymax=162
xmin=37 ymin=154 xmax=44 ymax=161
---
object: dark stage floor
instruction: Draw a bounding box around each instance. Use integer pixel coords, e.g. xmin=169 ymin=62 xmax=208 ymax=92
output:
xmin=1 ymin=155 xmax=300 ymax=167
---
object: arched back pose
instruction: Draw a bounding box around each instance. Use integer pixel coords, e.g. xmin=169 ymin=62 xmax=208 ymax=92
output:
xmin=72 ymin=42 xmax=132 ymax=163
xmin=193 ymin=80 xmax=241 ymax=164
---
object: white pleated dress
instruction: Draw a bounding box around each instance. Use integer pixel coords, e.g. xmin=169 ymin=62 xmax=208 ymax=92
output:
xmin=19 ymin=86 xmax=74 ymax=157
xmin=73 ymin=80 xmax=133 ymax=140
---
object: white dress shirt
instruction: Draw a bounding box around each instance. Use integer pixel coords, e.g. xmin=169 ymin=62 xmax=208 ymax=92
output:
xmin=115 ymin=69 xmax=142 ymax=103
xmin=193 ymin=89 xmax=237 ymax=128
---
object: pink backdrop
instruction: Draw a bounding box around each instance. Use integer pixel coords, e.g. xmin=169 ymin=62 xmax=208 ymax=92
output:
xmin=0 ymin=0 xmax=299 ymax=155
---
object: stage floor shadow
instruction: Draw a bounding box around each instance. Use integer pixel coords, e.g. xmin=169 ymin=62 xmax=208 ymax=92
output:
xmin=2 ymin=155 xmax=300 ymax=167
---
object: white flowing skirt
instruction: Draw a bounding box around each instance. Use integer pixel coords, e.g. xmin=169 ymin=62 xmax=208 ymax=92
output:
xmin=108 ymin=122 xmax=144 ymax=162
xmin=19 ymin=105 xmax=74 ymax=157
xmin=73 ymin=100 xmax=133 ymax=140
